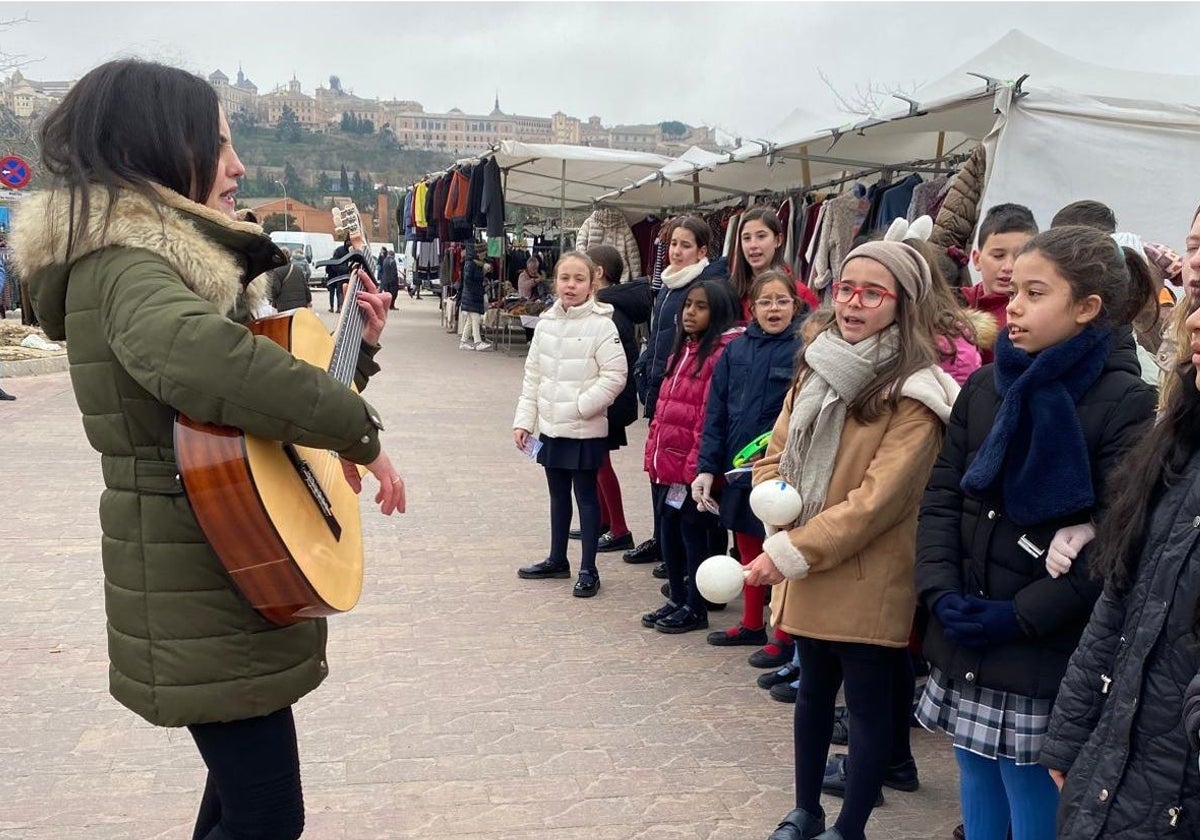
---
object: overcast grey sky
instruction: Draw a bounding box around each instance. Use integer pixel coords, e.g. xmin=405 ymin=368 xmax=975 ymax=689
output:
xmin=5 ymin=2 xmax=1200 ymax=138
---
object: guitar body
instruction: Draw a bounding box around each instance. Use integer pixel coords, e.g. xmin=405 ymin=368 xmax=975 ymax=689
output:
xmin=174 ymin=308 xmax=364 ymax=626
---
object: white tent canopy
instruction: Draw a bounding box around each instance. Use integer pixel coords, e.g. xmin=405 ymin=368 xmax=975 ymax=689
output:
xmin=483 ymin=141 xmax=673 ymax=211
xmin=596 ymin=30 xmax=1200 ymax=247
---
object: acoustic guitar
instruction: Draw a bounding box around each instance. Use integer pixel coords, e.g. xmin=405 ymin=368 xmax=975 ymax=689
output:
xmin=174 ymin=203 xmax=378 ymax=625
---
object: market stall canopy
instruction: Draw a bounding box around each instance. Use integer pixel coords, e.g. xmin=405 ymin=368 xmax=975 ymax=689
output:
xmin=597 ymin=29 xmax=1200 ymax=245
xmin=483 ymin=141 xmax=673 ymax=211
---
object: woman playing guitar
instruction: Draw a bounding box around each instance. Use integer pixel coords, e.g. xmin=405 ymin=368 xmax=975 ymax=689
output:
xmin=10 ymin=59 xmax=405 ymax=839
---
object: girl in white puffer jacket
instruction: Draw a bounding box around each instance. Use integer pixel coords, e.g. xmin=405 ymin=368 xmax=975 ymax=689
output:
xmin=513 ymin=251 xmax=628 ymax=597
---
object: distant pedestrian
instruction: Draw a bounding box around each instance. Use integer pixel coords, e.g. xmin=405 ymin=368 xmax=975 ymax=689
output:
xmin=378 ymin=247 xmax=399 ymax=310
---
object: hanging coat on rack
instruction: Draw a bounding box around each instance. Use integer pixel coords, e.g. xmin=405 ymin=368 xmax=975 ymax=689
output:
xmin=575 ymin=207 xmax=640 ymax=281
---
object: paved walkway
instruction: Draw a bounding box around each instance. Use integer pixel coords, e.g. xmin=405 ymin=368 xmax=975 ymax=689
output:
xmin=0 ymin=299 xmax=961 ymax=839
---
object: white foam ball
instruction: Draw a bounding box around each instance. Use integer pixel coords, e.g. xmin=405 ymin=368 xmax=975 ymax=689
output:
xmin=750 ymin=480 xmax=803 ymax=527
xmin=695 ymin=554 xmax=745 ymax=604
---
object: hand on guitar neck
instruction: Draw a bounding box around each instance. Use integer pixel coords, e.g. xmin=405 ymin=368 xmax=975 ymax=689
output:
xmin=340 ymin=449 xmax=406 ymax=515
xmin=347 ymin=267 xmax=391 ymax=347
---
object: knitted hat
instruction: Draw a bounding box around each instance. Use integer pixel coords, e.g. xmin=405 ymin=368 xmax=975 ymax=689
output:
xmin=840 ymin=240 xmax=932 ymax=303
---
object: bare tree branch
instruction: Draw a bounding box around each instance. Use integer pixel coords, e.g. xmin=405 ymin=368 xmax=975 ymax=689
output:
xmin=817 ymin=67 xmax=923 ymax=118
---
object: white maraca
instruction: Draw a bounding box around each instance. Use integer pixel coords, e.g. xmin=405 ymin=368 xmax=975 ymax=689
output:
xmin=749 ymin=480 xmax=803 ymax=527
xmin=695 ymin=554 xmax=748 ymax=604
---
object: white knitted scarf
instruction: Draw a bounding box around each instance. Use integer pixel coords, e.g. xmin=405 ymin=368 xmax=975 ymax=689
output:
xmin=777 ymin=326 xmax=900 ymax=526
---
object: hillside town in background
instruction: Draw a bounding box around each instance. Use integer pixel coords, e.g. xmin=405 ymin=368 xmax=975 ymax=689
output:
xmin=0 ymin=66 xmax=724 ymax=241
xmin=2 ymin=66 xmax=723 ymax=156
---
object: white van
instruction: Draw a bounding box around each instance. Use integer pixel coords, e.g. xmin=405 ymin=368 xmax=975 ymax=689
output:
xmin=270 ymin=231 xmax=339 ymax=285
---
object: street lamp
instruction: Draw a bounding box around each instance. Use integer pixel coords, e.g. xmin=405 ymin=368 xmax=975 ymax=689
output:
xmin=274 ymin=178 xmax=288 ymax=231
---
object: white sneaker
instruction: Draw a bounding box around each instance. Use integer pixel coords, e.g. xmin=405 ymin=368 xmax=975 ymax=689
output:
xmin=459 ymin=342 xmax=474 ymax=350
xmin=474 ymin=342 xmax=493 ymax=351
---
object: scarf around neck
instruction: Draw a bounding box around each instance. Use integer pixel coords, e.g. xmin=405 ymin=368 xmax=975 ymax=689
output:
xmin=778 ymin=326 xmax=900 ymax=527
xmin=661 ymin=258 xmax=709 ymax=290
xmin=961 ymin=324 xmax=1114 ymax=526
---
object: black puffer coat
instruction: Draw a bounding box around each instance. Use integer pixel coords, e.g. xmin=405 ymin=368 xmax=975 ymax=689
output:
xmin=1040 ymin=451 xmax=1200 ymax=839
xmin=596 ymin=278 xmax=653 ymax=434
xmin=916 ymin=342 xmax=1156 ymax=698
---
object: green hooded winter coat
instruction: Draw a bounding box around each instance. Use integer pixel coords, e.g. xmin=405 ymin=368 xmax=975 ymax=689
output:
xmin=11 ymin=184 xmax=384 ymax=727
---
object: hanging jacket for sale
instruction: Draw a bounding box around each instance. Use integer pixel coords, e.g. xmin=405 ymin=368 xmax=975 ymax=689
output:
xmin=575 ymin=207 xmax=641 ymax=282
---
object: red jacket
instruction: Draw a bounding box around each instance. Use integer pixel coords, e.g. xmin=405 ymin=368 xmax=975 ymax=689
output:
xmin=644 ymin=330 xmax=740 ymax=485
xmin=961 ymin=282 xmax=1009 ymax=364
xmin=737 ymin=265 xmax=821 ymax=325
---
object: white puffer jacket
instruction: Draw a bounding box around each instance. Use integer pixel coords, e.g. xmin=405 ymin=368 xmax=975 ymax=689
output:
xmin=513 ymin=296 xmax=628 ymax=439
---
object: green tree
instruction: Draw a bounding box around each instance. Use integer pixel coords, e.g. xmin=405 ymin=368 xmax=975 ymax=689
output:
xmin=277 ymin=106 xmax=302 ymax=143
xmin=659 ymin=120 xmax=687 ymax=138
xmin=351 ymin=169 xmax=362 ymax=196
xmin=261 ymin=213 xmax=299 ymax=234
xmin=340 ymin=111 xmax=353 ymax=133
xmin=338 ymin=164 xmax=349 ymax=194
xmin=316 ymin=172 xmax=331 ymax=192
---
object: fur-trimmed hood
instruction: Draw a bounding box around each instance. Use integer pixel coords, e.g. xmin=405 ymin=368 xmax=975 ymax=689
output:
xmin=11 ymin=183 xmax=286 ymax=334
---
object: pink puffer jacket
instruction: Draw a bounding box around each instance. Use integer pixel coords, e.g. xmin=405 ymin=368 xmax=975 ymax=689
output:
xmin=644 ymin=330 xmax=740 ymax=485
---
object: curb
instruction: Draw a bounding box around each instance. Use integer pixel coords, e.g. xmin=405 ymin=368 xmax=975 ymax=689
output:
xmin=1 ymin=354 xmax=69 ymax=378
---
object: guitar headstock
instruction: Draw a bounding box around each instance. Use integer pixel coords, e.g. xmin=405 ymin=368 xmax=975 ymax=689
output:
xmin=332 ymin=203 xmax=366 ymax=252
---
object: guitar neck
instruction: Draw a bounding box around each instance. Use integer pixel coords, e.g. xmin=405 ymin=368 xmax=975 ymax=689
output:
xmin=329 ymin=203 xmax=377 ymax=389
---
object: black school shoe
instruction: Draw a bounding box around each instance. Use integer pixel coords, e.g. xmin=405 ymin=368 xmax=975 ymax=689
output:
xmin=757 ymin=661 xmax=800 ymax=689
xmin=516 ymin=559 xmax=570 ymax=579
xmin=573 ymin=570 xmax=600 ymax=598
xmin=748 ymin=640 xmax=795 ymax=669
xmin=769 ymin=679 xmax=799 ymax=703
xmin=652 ymin=562 xmax=667 ymax=579
xmin=641 ymin=601 xmax=679 ymax=628
xmin=767 ymin=807 xmax=825 ymax=840
xmin=623 ymin=538 xmax=660 ymax=564
xmin=568 ymin=525 xmax=610 ymax=540
xmin=823 ymin=751 xmax=919 ymax=795
xmin=654 ymin=605 xmax=708 ymax=634
xmin=707 ymin=624 xmax=768 ymax=647
xmin=596 ymin=531 xmax=635 ymax=553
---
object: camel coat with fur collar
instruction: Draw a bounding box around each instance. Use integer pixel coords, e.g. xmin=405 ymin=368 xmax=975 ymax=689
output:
xmin=753 ymin=369 xmax=954 ymax=647
xmin=11 ymin=184 xmax=385 ymax=727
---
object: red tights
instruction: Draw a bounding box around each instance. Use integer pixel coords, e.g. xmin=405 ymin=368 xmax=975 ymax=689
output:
xmin=734 ymin=531 xmax=790 ymax=644
xmin=596 ymin=453 xmax=630 ymax=538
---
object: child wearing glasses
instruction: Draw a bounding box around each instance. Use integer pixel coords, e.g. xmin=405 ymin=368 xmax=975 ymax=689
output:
xmin=729 ymin=207 xmax=820 ymax=326
xmin=745 ymin=241 xmax=960 ymax=840
xmin=693 ymin=269 xmax=804 ymax=666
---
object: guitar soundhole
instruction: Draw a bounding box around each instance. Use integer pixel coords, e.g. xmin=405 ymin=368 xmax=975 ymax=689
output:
xmin=283 ymin=444 xmax=343 ymax=540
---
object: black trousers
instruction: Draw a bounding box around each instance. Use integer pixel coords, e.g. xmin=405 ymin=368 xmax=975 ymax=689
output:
xmin=187 ymin=706 xmax=305 ymax=840
xmin=793 ymin=638 xmax=912 ymax=840
xmin=658 ymin=490 xmax=711 ymax=613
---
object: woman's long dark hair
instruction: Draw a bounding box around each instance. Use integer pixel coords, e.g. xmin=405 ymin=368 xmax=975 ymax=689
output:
xmin=1092 ymin=329 xmax=1200 ymax=600
xmin=38 ymin=59 xmax=222 ymax=259
xmin=664 ymin=278 xmax=738 ymax=379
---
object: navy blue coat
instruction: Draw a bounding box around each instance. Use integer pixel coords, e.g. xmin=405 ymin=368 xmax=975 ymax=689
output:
xmin=459 ymin=258 xmax=486 ymax=314
xmin=697 ymin=317 xmax=803 ymax=535
xmin=634 ymin=256 xmax=729 ymax=420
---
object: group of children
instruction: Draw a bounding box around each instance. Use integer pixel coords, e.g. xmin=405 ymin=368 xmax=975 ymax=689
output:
xmin=510 ymin=196 xmax=1200 ymax=840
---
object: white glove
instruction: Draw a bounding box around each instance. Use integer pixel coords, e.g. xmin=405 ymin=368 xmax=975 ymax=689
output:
xmin=691 ymin=473 xmax=718 ymax=514
xmin=1046 ymin=523 xmax=1096 ymax=579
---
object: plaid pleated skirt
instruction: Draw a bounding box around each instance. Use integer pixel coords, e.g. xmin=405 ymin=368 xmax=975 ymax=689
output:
xmin=915 ymin=666 xmax=1053 ymax=766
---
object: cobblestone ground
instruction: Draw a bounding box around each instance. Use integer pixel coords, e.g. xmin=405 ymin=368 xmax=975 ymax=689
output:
xmin=0 ymin=299 xmax=962 ymax=839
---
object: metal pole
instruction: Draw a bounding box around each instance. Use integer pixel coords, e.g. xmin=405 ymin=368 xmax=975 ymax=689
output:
xmin=276 ymin=179 xmax=289 ymax=231
xmin=559 ymin=159 xmax=567 ymax=253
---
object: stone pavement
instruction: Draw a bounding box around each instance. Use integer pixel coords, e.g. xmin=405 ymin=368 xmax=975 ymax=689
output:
xmin=0 ymin=298 xmax=962 ymax=839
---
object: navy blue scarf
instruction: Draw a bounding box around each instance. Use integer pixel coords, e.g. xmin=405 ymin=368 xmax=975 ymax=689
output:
xmin=961 ymin=325 xmax=1114 ymax=526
